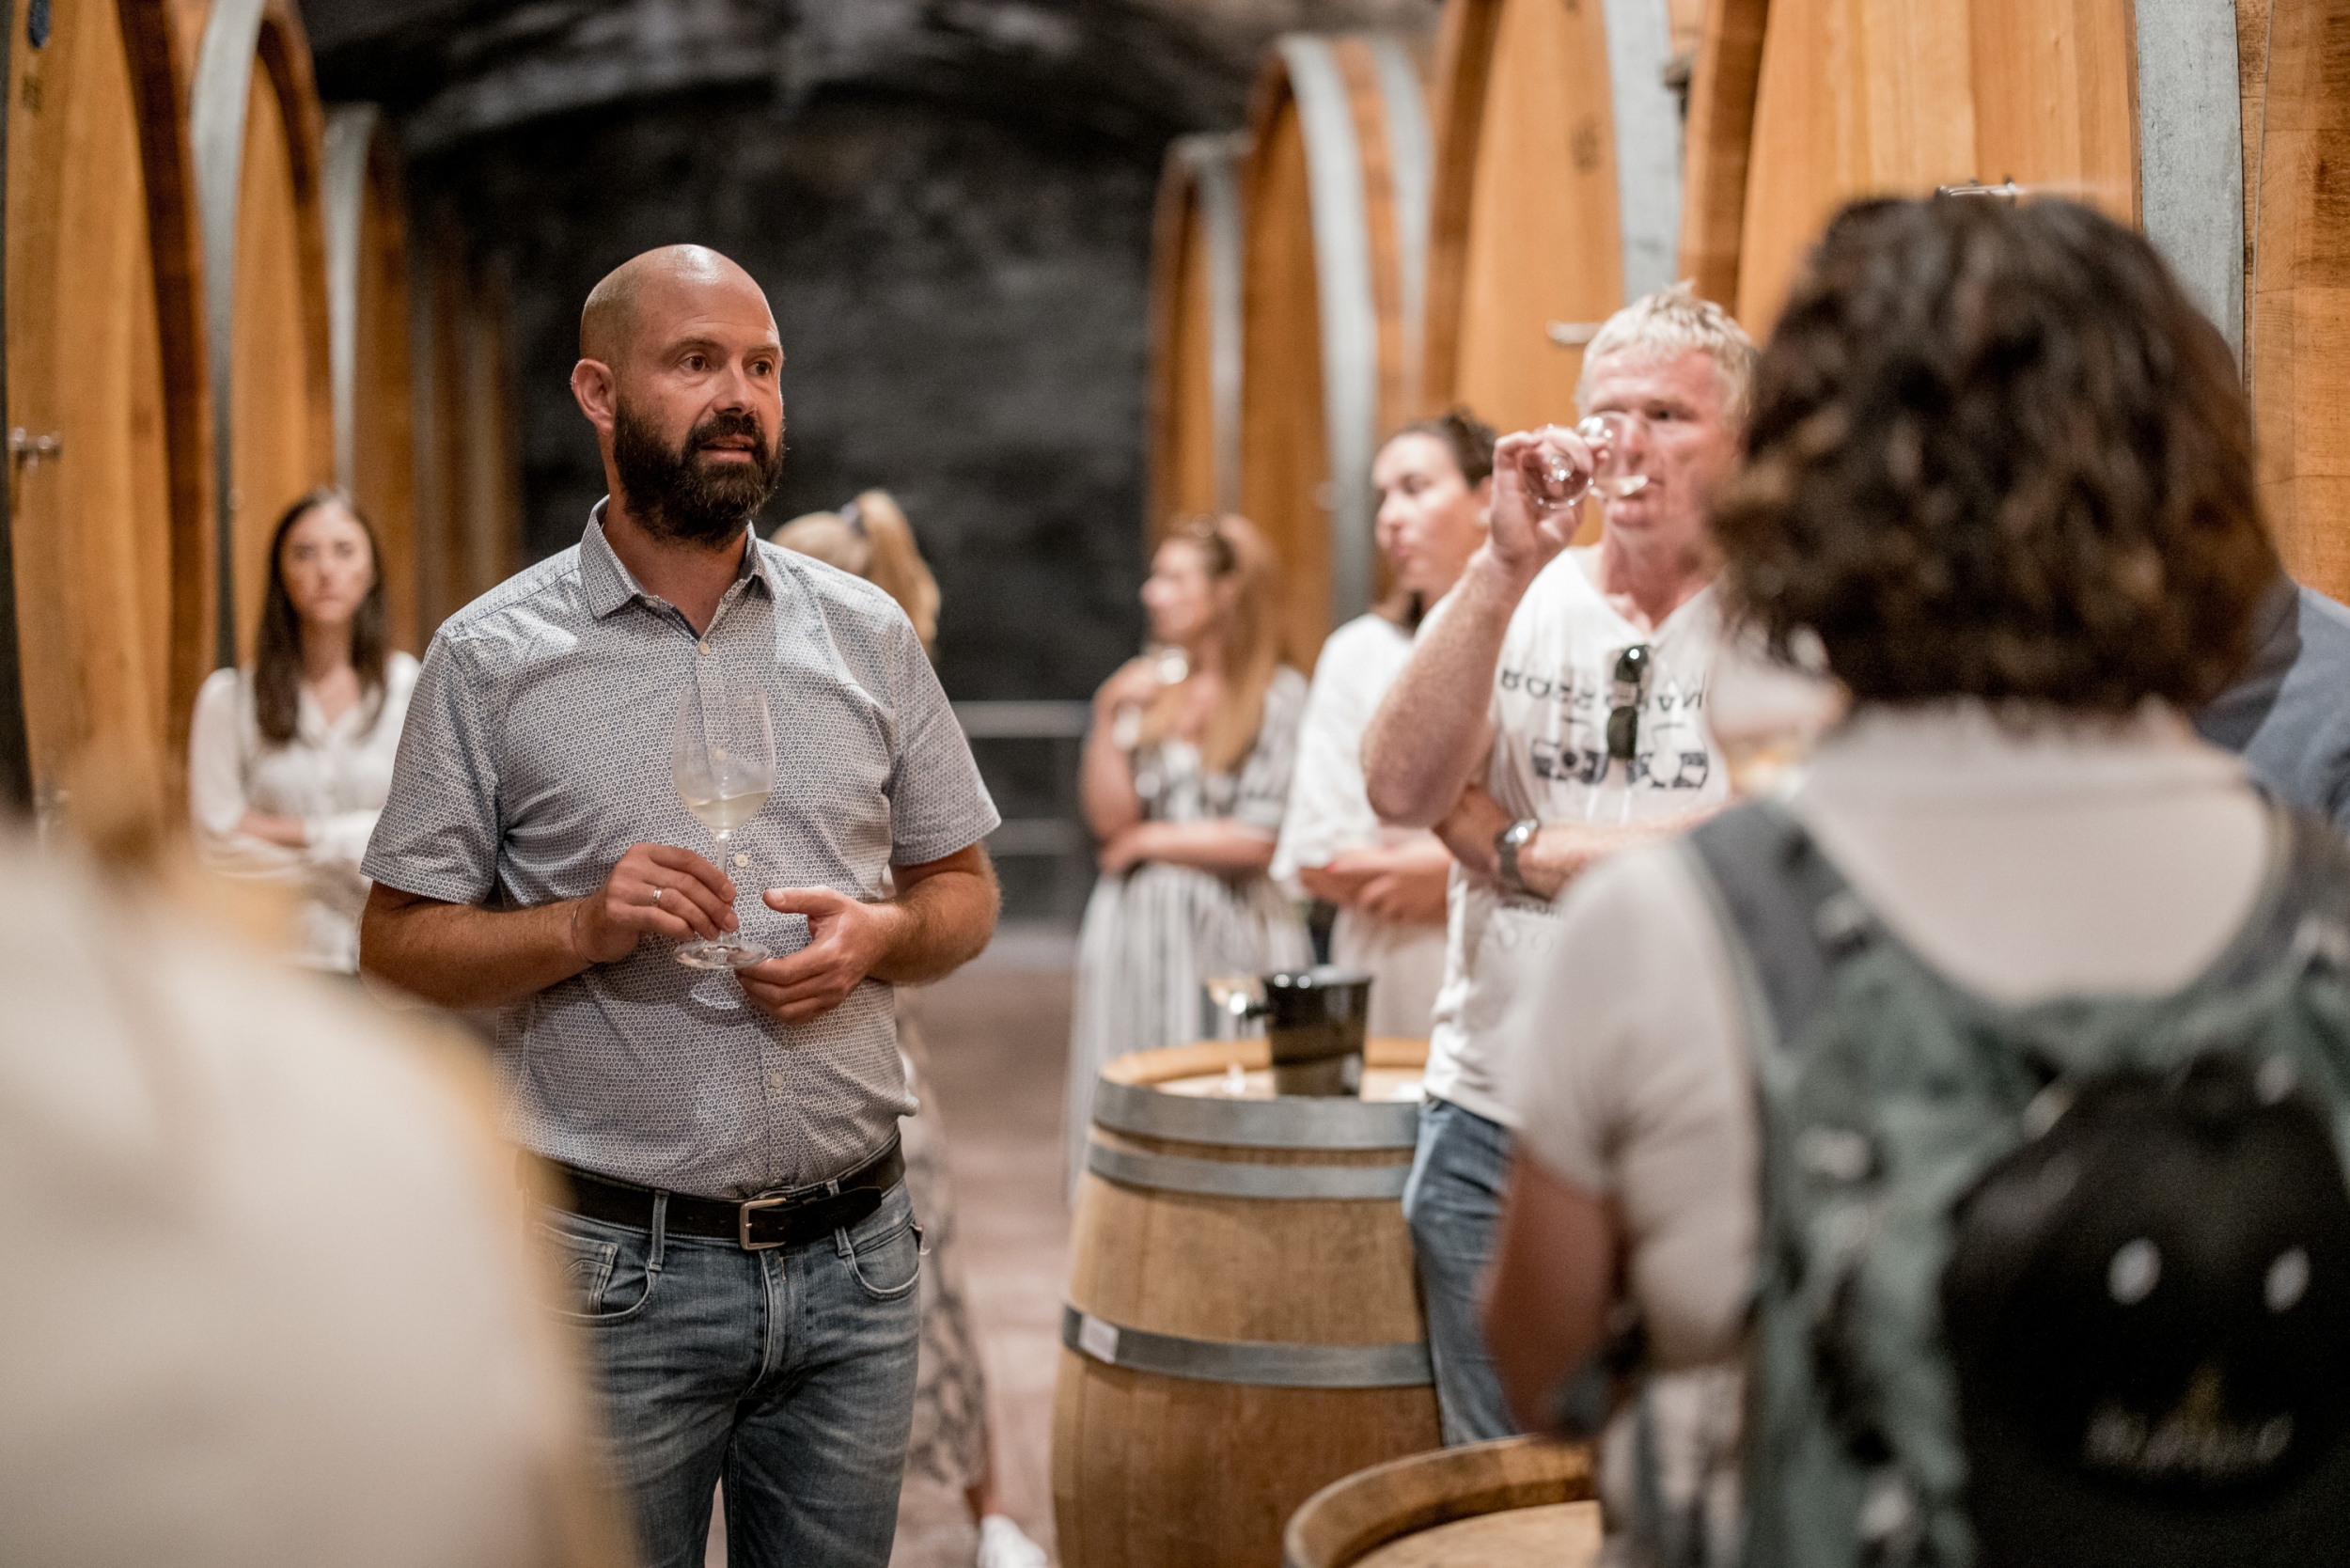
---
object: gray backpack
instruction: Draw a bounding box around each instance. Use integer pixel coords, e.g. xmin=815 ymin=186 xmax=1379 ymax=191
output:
xmin=1685 ymin=798 xmax=2350 ymax=1568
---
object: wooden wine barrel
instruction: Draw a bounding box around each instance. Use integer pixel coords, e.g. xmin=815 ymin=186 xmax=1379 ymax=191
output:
xmin=1680 ymin=0 xmax=2243 ymax=347
xmin=189 ymin=0 xmax=333 ymax=666
xmin=1148 ymin=133 xmax=1248 ymax=540
xmin=1422 ymin=0 xmax=1684 ymax=435
xmin=323 ymin=102 xmax=418 ymax=651
xmin=1238 ymin=35 xmax=1431 ymax=671
xmin=1284 ymin=1436 xmax=1600 ymax=1568
xmin=1054 ymin=1036 xmax=1442 ymax=1568
xmin=411 ymin=206 xmax=526 ymax=636
xmin=2248 ymin=0 xmax=2350 ymax=604
xmin=5 ymin=0 xmax=212 ymax=828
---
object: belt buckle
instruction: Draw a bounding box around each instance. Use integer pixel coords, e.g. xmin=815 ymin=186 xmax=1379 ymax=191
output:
xmin=737 ymin=1193 xmax=797 ymax=1250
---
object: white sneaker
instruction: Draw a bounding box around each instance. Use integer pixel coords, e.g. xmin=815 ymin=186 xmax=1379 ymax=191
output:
xmin=976 ymin=1513 xmax=1048 ymax=1568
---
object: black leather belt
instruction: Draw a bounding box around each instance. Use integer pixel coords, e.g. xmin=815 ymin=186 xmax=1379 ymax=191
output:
xmin=544 ymin=1138 xmax=905 ymax=1251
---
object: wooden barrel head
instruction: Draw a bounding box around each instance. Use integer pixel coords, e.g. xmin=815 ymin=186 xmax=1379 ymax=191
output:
xmin=2250 ymin=0 xmax=2350 ymax=603
xmin=1424 ymin=0 xmax=1685 ymax=437
xmin=7 ymin=0 xmax=211 ymax=828
xmin=1285 ymin=1435 xmax=1598 ymax=1568
xmin=221 ymin=5 xmax=331 ymax=665
xmin=324 ymin=104 xmax=417 ymax=651
xmin=1240 ymin=35 xmax=1431 ymax=671
xmin=1148 ymin=133 xmax=1247 ymax=538
xmin=1351 ymin=1500 xmax=1601 ymax=1567
xmin=1685 ymin=0 xmax=2136 ymax=334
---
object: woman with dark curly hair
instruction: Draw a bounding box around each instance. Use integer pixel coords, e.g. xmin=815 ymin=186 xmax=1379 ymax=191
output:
xmin=1484 ymin=196 xmax=2350 ymax=1566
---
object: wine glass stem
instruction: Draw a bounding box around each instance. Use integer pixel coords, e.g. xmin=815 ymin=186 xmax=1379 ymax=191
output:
xmin=712 ymin=828 xmax=733 ymax=947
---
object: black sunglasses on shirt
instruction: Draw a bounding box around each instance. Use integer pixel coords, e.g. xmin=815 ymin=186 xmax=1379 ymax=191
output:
xmin=1606 ymin=643 xmax=1652 ymax=769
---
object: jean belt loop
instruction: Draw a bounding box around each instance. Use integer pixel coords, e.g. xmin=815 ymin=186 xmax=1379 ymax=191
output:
xmin=649 ymin=1190 xmax=670 ymax=1277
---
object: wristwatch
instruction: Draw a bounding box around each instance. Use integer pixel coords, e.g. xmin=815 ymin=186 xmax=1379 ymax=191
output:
xmin=1495 ymin=817 xmax=1541 ymax=901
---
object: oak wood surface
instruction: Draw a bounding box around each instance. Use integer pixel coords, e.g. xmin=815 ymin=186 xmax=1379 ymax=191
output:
xmin=1239 ymin=39 xmax=1419 ymax=673
xmin=1056 ymin=1036 xmax=1441 ymax=1568
xmin=1286 ymin=1436 xmax=1598 ymax=1568
xmin=350 ymin=121 xmax=417 ymax=651
xmin=2249 ymin=0 xmax=2350 ymax=603
xmin=1422 ymin=0 xmax=1623 ymax=439
xmin=7 ymin=0 xmax=211 ymax=833
xmin=220 ymin=1 xmax=331 ymax=664
xmin=1147 ymin=136 xmax=1245 ymax=541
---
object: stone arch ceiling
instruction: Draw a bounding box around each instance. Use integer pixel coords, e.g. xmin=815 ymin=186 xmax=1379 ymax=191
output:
xmin=307 ymin=0 xmax=1442 ymax=151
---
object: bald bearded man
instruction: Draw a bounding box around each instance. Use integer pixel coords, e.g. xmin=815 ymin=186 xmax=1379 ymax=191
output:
xmin=361 ymin=245 xmax=1002 ymax=1567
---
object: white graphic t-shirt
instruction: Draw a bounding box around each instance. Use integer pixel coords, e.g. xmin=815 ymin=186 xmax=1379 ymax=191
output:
xmin=1422 ymin=546 xmax=1731 ymax=1125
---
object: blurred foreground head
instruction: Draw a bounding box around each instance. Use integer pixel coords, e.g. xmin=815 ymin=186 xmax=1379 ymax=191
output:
xmin=1717 ymin=196 xmax=2276 ymax=712
xmin=0 ymin=831 xmax=628 ymax=1566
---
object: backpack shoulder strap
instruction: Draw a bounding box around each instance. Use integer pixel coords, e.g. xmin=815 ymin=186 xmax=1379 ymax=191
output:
xmin=2201 ymin=796 xmax=2350 ymax=989
xmin=1681 ymin=799 xmax=1864 ymax=1060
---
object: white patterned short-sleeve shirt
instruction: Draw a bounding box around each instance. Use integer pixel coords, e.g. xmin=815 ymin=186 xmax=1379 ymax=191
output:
xmin=363 ymin=507 xmax=999 ymax=1198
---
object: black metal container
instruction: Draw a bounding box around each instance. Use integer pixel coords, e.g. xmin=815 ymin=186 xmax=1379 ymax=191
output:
xmin=1259 ymin=967 xmax=1373 ymax=1097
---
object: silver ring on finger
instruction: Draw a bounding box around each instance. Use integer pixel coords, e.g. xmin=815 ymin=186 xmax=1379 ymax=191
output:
xmin=651 ymin=886 xmax=664 ymax=910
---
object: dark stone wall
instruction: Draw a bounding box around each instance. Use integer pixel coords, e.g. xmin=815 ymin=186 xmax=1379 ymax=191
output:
xmin=415 ymin=86 xmax=1156 ymax=702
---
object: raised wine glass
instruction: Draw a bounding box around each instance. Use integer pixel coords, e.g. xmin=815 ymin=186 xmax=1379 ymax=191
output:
xmin=671 ymin=681 xmax=776 ymax=969
xmin=1540 ymin=412 xmax=1650 ymax=501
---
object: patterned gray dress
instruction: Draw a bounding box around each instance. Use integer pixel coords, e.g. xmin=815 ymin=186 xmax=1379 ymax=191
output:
xmin=1064 ymin=668 xmax=1313 ymax=1190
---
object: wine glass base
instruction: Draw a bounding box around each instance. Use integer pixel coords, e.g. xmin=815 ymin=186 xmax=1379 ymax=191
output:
xmin=675 ymin=938 xmax=773 ymax=970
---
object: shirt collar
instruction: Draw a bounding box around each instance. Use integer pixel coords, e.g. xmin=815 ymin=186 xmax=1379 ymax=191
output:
xmin=580 ymin=498 xmax=776 ymax=619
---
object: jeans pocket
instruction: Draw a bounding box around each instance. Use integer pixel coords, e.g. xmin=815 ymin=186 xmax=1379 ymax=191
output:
xmin=537 ymin=1219 xmax=617 ymax=1314
xmin=537 ymin=1215 xmax=661 ymax=1325
xmin=844 ymin=1210 xmax=922 ymax=1301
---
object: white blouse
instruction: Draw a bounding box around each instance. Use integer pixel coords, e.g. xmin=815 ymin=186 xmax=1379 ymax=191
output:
xmin=188 ymin=652 xmax=420 ymax=972
xmin=1272 ymin=612 xmax=1449 ymax=1038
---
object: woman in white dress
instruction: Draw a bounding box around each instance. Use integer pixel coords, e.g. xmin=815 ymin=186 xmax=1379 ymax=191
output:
xmin=188 ymin=490 xmax=417 ymax=973
xmin=1275 ymin=410 xmax=1496 ymax=1039
xmin=1068 ymin=514 xmax=1310 ymax=1184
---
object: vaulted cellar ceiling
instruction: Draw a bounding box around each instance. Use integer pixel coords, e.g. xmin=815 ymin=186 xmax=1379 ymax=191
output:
xmin=309 ymin=0 xmax=1440 ymax=150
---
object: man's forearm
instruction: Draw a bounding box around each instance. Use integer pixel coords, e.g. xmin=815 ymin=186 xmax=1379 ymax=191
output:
xmin=1435 ymin=796 xmax=1718 ymax=902
xmin=1364 ymin=553 xmax=1529 ymax=827
xmin=870 ymin=852 xmax=1000 ymax=986
xmin=361 ymin=891 xmax=590 ymax=1011
xmin=1516 ymin=807 xmax=1717 ymax=900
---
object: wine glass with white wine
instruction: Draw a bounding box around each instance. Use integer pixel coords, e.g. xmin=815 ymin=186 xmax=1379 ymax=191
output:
xmin=671 ymin=682 xmax=776 ymax=968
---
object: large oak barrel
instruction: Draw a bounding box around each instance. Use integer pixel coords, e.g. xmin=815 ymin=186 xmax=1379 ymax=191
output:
xmin=1285 ymin=1436 xmax=1600 ymax=1568
xmin=323 ymin=102 xmax=417 ymax=651
xmin=1148 ymin=133 xmax=1248 ymax=539
xmin=1680 ymin=0 xmax=2243 ymax=341
xmin=189 ymin=0 xmax=333 ymax=666
xmin=1054 ymin=1036 xmax=1442 ymax=1568
xmin=412 ymin=206 xmax=525 ymax=635
xmin=6 ymin=0 xmax=212 ymax=827
xmin=1421 ymin=0 xmax=1684 ymax=435
xmin=1238 ymin=36 xmax=1431 ymax=670
xmin=2248 ymin=0 xmax=2350 ymax=603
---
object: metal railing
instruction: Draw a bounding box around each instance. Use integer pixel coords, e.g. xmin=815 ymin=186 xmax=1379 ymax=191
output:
xmin=952 ymin=700 xmax=1093 ymax=918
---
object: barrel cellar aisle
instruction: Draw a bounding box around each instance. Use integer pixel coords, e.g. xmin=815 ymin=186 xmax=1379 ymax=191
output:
xmin=10 ymin=0 xmax=2350 ymax=1565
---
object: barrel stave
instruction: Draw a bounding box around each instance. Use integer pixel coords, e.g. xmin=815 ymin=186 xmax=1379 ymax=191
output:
xmin=1056 ymin=1354 xmax=1441 ymax=1568
xmin=6 ymin=0 xmax=210 ymax=829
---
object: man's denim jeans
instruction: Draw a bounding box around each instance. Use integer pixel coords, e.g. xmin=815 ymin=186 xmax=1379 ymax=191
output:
xmin=539 ymin=1180 xmax=924 ymax=1568
xmin=1402 ymin=1096 xmax=1523 ymax=1445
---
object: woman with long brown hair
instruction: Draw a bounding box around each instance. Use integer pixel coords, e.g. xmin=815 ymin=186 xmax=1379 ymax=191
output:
xmin=1066 ymin=514 xmax=1311 ymax=1185
xmin=188 ymin=488 xmax=416 ymax=972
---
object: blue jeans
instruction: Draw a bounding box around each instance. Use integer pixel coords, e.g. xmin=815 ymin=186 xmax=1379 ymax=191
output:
xmin=1402 ymin=1096 xmax=1522 ymax=1445
xmin=539 ymin=1179 xmax=924 ymax=1568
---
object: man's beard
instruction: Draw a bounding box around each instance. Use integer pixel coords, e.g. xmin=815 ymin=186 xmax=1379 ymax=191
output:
xmin=612 ymin=400 xmax=784 ymax=547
